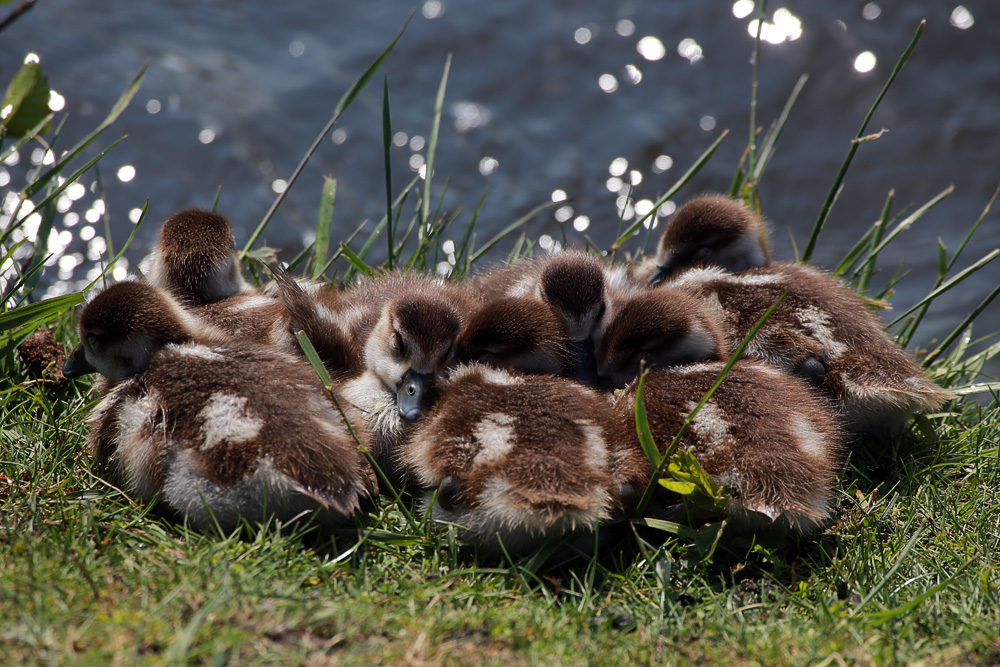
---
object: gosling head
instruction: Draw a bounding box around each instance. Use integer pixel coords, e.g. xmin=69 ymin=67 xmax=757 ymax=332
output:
xmin=149 ymin=209 xmax=247 ymax=305
xmin=649 ymin=195 xmax=770 ymax=286
xmin=537 ymin=253 xmax=607 ymax=384
xmin=456 ymin=297 xmax=573 ymax=376
xmin=63 ymin=281 xmax=199 ymax=383
xmin=365 ymin=293 xmax=462 ymax=424
xmin=597 ymin=288 xmax=725 ymax=389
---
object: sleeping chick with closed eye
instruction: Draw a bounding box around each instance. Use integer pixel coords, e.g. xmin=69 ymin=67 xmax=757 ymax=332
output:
xmin=645 ymin=195 xmax=953 ymax=437
xmin=64 ymin=279 xmax=377 ymax=532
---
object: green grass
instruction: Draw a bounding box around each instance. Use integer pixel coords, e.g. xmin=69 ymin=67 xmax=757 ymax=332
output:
xmin=3 ymin=14 xmax=1000 ymax=666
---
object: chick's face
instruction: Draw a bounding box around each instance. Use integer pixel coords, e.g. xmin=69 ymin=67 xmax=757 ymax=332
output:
xmin=365 ymin=296 xmax=460 ymax=393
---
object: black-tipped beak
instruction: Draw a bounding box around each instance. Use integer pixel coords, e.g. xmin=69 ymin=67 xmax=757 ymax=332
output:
xmin=397 ymin=370 xmax=434 ymax=423
xmin=571 ymin=338 xmax=600 ymax=387
xmin=63 ymin=344 xmax=96 ymax=378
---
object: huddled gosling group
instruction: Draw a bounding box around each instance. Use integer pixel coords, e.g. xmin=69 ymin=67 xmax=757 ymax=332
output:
xmin=63 ymin=196 xmax=952 ymax=554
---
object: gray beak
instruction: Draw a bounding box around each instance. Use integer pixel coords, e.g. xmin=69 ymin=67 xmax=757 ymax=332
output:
xmin=648 ymin=258 xmax=682 ymax=286
xmin=63 ymin=344 xmax=96 ymax=378
xmin=397 ymin=370 xmax=433 ymax=423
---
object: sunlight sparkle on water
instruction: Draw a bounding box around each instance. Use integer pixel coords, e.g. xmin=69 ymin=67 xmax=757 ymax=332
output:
xmin=609 ymin=157 xmax=628 ymax=177
xmin=422 ymin=1 xmax=443 ymax=20
xmin=637 ymin=36 xmax=666 ymax=61
xmin=616 ymin=20 xmax=635 ymax=37
xmin=289 ymin=40 xmax=305 ymax=57
xmin=271 ymin=179 xmax=287 ymax=194
xmin=862 ymin=3 xmax=881 ymax=20
xmin=331 ymin=128 xmax=347 ymax=144
xmin=551 ymin=189 xmax=567 ymax=203
xmin=48 ymin=91 xmax=66 ymax=112
xmin=624 ymin=64 xmax=642 ymax=84
xmin=392 ymin=131 xmax=408 ymax=147
xmin=951 ymin=6 xmax=974 ymax=29
xmin=24 ymin=53 xmax=40 ymax=64
xmin=598 ymin=74 xmax=618 ymax=93
xmin=854 ymin=51 xmax=876 ymax=73
xmin=117 ymin=165 xmax=136 ymax=183
xmin=678 ymin=38 xmax=704 ymax=63
xmin=575 ymin=27 xmax=592 ymax=45
xmin=198 ymin=128 xmax=216 ymax=144
xmin=732 ymin=0 xmax=754 ymax=19
xmin=653 ymin=155 xmax=673 ymax=173
xmin=573 ymin=216 xmax=590 ymax=232
xmin=748 ymin=8 xmax=802 ymax=44
xmin=700 ymin=116 xmax=717 ymax=131
xmin=129 ymin=208 xmax=143 ymax=223
xmin=146 ymin=99 xmax=161 ymax=114
xmin=478 ymin=157 xmax=498 ymax=176
xmin=409 ymin=135 xmax=426 ymax=151
xmin=555 ymin=206 xmax=574 ymax=223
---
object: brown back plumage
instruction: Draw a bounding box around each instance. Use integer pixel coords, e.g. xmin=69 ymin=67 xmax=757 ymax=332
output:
xmin=612 ymin=361 xmax=843 ymax=533
xmin=403 ymin=364 xmax=623 ymax=554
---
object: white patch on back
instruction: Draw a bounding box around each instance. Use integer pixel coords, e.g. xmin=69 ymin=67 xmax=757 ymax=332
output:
xmin=796 ymin=305 xmax=847 ymax=360
xmin=668 ymin=266 xmax=732 ymax=286
xmin=171 ymin=343 xmax=225 ymax=361
xmin=789 ymin=413 xmax=827 ymax=461
xmin=575 ymin=420 xmax=609 ymax=471
xmin=115 ymin=393 xmax=160 ymax=500
xmin=448 ymin=363 xmax=524 ymax=386
xmin=198 ymin=392 xmax=264 ymax=451
xmin=473 ymin=412 xmax=517 ymax=465
xmin=229 ymin=295 xmax=278 ymax=311
xmin=687 ymin=400 xmax=732 ymax=454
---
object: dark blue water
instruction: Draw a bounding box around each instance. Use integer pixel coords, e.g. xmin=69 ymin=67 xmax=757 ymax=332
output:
xmin=2 ymin=1 xmax=999 ymax=377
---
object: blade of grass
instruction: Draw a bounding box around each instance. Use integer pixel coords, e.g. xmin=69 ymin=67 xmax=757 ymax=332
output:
xmin=243 ymin=12 xmax=413 ymax=253
xmin=889 ymin=249 xmax=1000 ymax=327
xmin=633 ymin=370 xmax=661 ymax=469
xmin=0 ymin=292 xmax=84 ymax=332
xmin=801 ymin=21 xmax=925 ymax=261
xmin=632 ymin=291 xmax=787 ymax=517
xmin=610 ymin=130 xmax=729 ymax=252
xmin=924 ymin=284 xmax=1000 ymax=367
xmin=339 ymin=243 xmax=379 ymax=279
xmin=312 ymin=177 xmax=336 ymax=279
xmin=752 ymin=73 xmax=808 ymax=183
xmin=419 ymin=54 xmax=451 ymax=243
xmin=468 ymin=201 xmax=556 ymax=264
xmin=6 ymin=136 xmax=127 ymax=239
xmin=382 ymin=75 xmax=396 ymax=270
xmin=867 ymin=185 xmax=953 ymax=259
xmin=746 ymin=0 xmax=767 ymax=181
xmin=317 ymin=219 xmax=368 ymax=276
xmin=84 ymin=200 xmax=148 ymax=290
xmin=293 ymin=331 xmax=420 ymax=533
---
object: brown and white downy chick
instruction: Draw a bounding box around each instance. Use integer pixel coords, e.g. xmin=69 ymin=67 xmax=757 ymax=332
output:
xmin=306 ymin=272 xmax=473 ymax=482
xmin=63 ymin=280 xmax=376 ymax=532
xmin=597 ymin=288 xmax=843 ymax=534
xmin=147 ymin=208 xmax=291 ymax=343
xmin=647 ymin=196 xmax=953 ymax=436
xmin=642 ymin=194 xmax=771 ymax=286
xmin=463 ymin=252 xmax=635 ymax=383
xmin=403 ymin=363 xmax=636 ymax=555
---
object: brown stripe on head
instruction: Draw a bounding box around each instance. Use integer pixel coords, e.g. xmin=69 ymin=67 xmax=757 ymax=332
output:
xmin=155 ymin=209 xmax=239 ymax=304
xmin=392 ymin=293 xmax=462 ymax=360
xmin=457 ymin=297 xmax=571 ymax=373
xmin=598 ymin=288 xmax=724 ymax=386
xmin=79 ymin=281 xmax=195 ymax=348
xmin=539 ymin=253 xmax=604 ymax=335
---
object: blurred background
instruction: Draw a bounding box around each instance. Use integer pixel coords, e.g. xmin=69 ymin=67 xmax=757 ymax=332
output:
xmin=2 ymin=0 xmax=998 ymax=371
